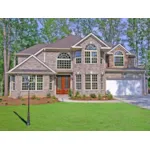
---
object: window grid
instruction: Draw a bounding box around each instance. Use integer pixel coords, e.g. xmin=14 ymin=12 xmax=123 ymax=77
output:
xmin=76 ymin=74 xmax=82 ymax=90
xmin=12 ymin=75 xmax=15 ymax=91
xmin=85 ymin=44 xmax=97 ymax=64
xmin=114 ymin=51 xmax=124 ymax=66
xmin=22 ymin=75 xmax=43 ymax=91
xmin=75 ymin=51 xmax=81 ymax=64
xmin=49 ymin=76 xmax=53 ymax=90
xmin=85 ymin=74 xmax=98 ymax=90
xmin=57 ymin=53 xmax=71 ymax=69
xmin=101 ymin=75 xmax=104 ymax=90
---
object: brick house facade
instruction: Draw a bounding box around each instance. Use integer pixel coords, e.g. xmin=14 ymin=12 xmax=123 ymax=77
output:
xmin=8 ymin=33 xmax=147 ymax=98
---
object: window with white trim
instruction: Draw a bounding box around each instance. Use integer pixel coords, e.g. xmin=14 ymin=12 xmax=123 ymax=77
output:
xmin=49 ymin=76 xmax=53 ymax=90
xmin=12 ymin=75 xmax=15 ymax=91
xmin=76 ymin=74 xmax=81 ymax=90
xmin=37 ymin=75 xmax=43 ymax=90
xmin=75 ymin=51 xmax=81 ymax=63
xmin=85 ymin=44 xmax=97 ymax=64
xmin=57 ymin=53 xmax=71 ymax=69
xmin=22 ymin=75 xmax=43 ymax=90
xmin=101 ymin=75 xmax=104 ymax=90
xmin=114 ymin=51 xmax=124 ymax=66
xmin=85 ymin=74 xmax=98 ymax=90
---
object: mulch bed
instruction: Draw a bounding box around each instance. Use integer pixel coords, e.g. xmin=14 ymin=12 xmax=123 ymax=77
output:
xmin=0 ymin=96 xmax=59 ymax=106
xmin=71 ymin=96 xmax=115 ymax=101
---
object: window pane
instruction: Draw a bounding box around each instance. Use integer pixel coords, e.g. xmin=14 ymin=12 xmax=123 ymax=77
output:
xmin=85 ymin=44 xmax=97 ymax=50
xmin=92 ymin=75 xmax=97 ymax=82
xmin=85 ymin=51 xmax=90 ymax=57
xmin=85 ymin=58 xmax=90 ymax=63
xmin=76 ymin=58 xmax=81 ymax=63
xmin=49 ymin=76 xmax=53 ymax=90
xmin=76 ymin=83 xmax=81 ymax=90
xmin=85 ymin=83 xmax=91 ymax=89
xmin=92 ymin=58 xmax=97 ymax=63
xmin=37 ymin=83 xmax=43 ymax=90
xmin=57 ymin=77 xmax=62 ymax=89
xmin=22 ymin=83 xmax=28 ymax=90
xmin=114 ymin=56 xmax=123 ymax=66
xmin=57 ymin=60 xmax=71 ymax=69
xmin=92 ymin=83 xmax=97 ymax=89
xmin=75 ymin=51 xmax=81 ymax=57
xmin=37 ymin=75 xmax=43 ymax=82
xmin=76 ymin=75 xmax=81 ymax=90
xmin=85 ymin=75 xmax=91 ymax=82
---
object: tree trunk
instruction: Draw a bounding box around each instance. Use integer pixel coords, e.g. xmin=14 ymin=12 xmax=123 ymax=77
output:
xmin=3 ymin=19 xmax=8 ymax=96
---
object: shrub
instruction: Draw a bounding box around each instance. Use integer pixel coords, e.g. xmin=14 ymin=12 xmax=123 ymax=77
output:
xmin=0 ymin=98 xmax=2 ymax=102
xmin=98 ymin=94 xmax=102 ymax=100
xmin=31 ymin=95 xmax=36 ymax=100
xmin=75 ymin=91 xmax=80 ymax=97
xmin=107 ymin=93 xmax=113 ymax=100
xmin=46 ymin=93 xmax=51 ymax=98
xmin=68 ymin=89 xmax=73 ymax=97
xmin=36 ymin=97 xmax=40 ymax=100
xmin=51 ymin=95 xmax=56 ymax=100
xmin=82 ymin=94 xmax=87 ymax=99
xmin=21 ymin=97 xmax=25 ymax=101
xmin=90 ymin=93 xmax=97 ymax=98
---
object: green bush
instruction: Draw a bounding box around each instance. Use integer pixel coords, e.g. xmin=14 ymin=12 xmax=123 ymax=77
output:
xmin=68 ymin=89 xmax=73 ymax=97
xmin=98 ymin=94 xmax=102 ymax=100
xmin=106 ymin=93 xmax=113 ymax=100
xmin=21 ymin=97 xmax=25 ymax=101
xmin=31 ymin=95 xmax=36 ymax=100
xmin=46 ymin=93 xmax=51 ymax=98
xmin=51 ymin=95 xmax=56 ymax=100
xmin=75 ymin=91 xmax=80 ymax=97
xmin=36 ymin=97 xmax=40 ymax=100
xmin=90 ymin=93 xmax=97 ymax=98
xmin=0 ymin=98 xmax=2 ymax=102
xmin=82 ymin=94 xmax=87 ymax=99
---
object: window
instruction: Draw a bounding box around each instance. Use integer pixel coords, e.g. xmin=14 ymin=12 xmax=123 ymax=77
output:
xmin=37 ymin=75 xmax=43 ymax=90
xmin=101 ymin=75 xmax=104 ymax=90
xmin=114 ymin=51 xmax=124 ymax=66
xmin=49 ymin=76 xmax=53 ymax=90
xmin=57 ymin=53 xmax=71 ymax=69
xmin=75 ymin=51 xmax=81 ymax=64
xmin=85 ymin=74 xmax=98 ymax=90
xmin=76 ymin=74 xmax=81 ymax=90
xmin=22 ymin=75 xmax=43 ymax=90
xmin=12 ymin=75 xmax=15 ymax=91
xmin=85 ymin=44 xmax=97 ymax=64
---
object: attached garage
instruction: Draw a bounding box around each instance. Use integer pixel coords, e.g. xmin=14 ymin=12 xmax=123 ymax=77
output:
xmin=106 ymin=79 xmax=143 ymax=96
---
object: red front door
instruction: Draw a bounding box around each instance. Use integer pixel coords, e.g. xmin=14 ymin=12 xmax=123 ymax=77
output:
xmin=56 ymin=75 xmax=70 ymax=94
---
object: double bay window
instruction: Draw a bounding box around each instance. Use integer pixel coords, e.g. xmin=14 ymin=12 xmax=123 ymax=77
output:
xmin=76 ymin=74 xmax=82 ymax=90
xmin=114 ymin=51 xmax=124 ymax=66
xmin=85 ymin=44 xmax=97 ymax=64
xmin=85 ymin=74 xmax=98 ymax=90
xmin=22 ymin=75 xmax=43 ymax=90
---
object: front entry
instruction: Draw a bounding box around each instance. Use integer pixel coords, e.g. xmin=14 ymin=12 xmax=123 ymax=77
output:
xmin=56 ymin=75 xmax=70 ymax=94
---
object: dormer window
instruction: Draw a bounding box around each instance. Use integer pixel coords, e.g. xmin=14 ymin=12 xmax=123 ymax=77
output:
xmin=85 ymin=44 xmax=97 ymax=64
xmin=114 ymin=51 xmax=124 ymax=66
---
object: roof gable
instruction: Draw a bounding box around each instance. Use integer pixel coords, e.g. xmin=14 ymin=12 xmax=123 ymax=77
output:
xmin=8 ymin=55 xmax=56 ymax=74
xmin=73 ymin=33 xmax=111 ymax=48
xmin=107 ymin=44 xmax=131 ymax=54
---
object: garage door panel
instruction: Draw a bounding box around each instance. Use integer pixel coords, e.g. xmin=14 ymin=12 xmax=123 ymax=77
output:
xmin=106 ymin=80 xmax=142 ymax=96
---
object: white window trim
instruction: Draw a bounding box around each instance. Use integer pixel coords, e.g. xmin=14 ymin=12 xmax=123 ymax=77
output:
xmin=85 ymin=74 xmax=98 ymax=90
xmin=49 ymin=76 xmax=53 ymax=91
xmin=75 ymin=74 xmax=82 ymax=90
xmin=21 ymin=75 xmax=44 ymax=91
xmin=114 ymin=51 xmax=124 ymax=67
xmin=85 ymin=50 xmax=97 ymax=64
xmin=11 ymin=75 xmax=15 ymax=91
xmin=57 ymin=53 xmax=72 ymax=69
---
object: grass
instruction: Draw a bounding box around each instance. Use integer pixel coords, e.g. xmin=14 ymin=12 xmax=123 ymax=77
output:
xmin=0 ymin=102 xmax=150 ymax=131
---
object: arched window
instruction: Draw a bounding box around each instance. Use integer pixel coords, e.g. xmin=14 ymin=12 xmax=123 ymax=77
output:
xmin=57 ymin=53 xmax=71 ymax=69
xmin=114 ymin=51 xmax=124 ymax=66
xmin=85 ymin=44 xmax=97 ymax=63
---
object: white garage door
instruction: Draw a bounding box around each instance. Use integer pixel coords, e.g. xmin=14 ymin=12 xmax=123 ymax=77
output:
xmin=106 ymin=80 xmax=142 ymax=96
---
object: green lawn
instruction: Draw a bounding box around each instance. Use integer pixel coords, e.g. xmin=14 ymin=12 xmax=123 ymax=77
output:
xmin=0 ymin=102 xmax=150 ymax=131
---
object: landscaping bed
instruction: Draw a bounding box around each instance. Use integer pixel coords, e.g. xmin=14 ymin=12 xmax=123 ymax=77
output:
xmin=69 ymin=90 xmax=115 ymax=101
xmin=0 ymin=96 xmax=59 ymax=106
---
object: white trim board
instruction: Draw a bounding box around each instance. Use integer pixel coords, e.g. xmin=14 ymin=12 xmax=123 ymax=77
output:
xmin=107 ymin=44 xmax=131 ymax=54
xmin=72 ymin=33 xmax=111 ymax=48
xmin=8 ymin=55 xmax=56 ymax=74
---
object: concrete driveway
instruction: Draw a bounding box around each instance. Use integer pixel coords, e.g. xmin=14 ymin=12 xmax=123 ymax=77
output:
xmin=116 ymin=95 xmax=150 ymax=109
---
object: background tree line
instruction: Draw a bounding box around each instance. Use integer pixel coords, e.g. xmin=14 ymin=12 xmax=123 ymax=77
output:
xmin=0 ymin=18 xmax=150 ymax=96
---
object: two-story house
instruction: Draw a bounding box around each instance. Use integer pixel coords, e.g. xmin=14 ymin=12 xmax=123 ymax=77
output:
xmin=8 ymin=33 xmax=147 ymax=98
